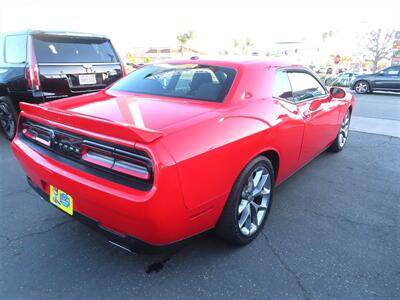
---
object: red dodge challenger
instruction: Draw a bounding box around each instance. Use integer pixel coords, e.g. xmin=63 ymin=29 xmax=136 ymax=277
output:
xmin=11 ymin=58 xmax=354 ymax=251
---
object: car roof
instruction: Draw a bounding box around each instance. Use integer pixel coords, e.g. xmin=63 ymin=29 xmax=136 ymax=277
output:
xmin=1 ymin=30 xmax=108 ymax=39
xmin=158 ymin=56 xmax=302 ymax=69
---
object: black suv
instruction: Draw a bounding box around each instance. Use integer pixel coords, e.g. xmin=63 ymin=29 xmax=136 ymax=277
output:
xmin=0 ymin=30 xmax=125 ymax=139
xmin=351 ymin=66 xmax=400 ymax=94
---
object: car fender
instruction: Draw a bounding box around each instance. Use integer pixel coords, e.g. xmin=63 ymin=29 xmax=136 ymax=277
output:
xmin=160 ymin=109 xmax=289 ymax=217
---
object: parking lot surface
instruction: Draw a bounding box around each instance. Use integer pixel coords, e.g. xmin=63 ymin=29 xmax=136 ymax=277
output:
xmin=0 ymin=94 xmax=399 ymax=299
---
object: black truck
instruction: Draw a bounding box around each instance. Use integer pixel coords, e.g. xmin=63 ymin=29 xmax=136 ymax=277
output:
xmin=0 ymin=30 xmax=125 ymax=140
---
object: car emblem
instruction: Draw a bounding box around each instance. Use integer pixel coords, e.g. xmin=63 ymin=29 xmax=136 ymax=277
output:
xmin=83 ymin=64 xmax=93 ymax=73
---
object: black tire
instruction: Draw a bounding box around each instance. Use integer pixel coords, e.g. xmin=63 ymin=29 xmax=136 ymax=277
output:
xmin=328 ymin=109 xmax=351 ymax=153
xmin=353 ymin=80 xmax=370 ymax=94
xmin=215 ymin=156 xmax=274 ymax=245
xmin=0 ymin=96 xmax=18 ymax=140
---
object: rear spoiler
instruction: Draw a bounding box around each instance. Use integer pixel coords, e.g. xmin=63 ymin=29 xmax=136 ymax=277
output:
xmin=19 ymin=102 xmax=164 ymax=144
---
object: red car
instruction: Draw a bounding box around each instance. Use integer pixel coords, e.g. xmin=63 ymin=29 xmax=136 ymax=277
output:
xmin=11 ymin=58 xmax=354 ymax=251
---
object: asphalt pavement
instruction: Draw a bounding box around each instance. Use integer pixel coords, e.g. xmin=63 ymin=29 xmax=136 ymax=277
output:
xmin=0 ymin=93 xmax=399 ymax=299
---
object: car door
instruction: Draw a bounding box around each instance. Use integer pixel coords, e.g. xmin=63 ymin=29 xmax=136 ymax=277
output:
xmin=374 ymin=67 xmax=400 ymax=90
xmin=287 ymin=70 xmax=340 ymax=166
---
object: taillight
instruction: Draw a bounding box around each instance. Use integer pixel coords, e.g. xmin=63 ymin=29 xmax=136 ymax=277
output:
xmin=121 ymin=64 xmax=127 ymax=77
xmin=81 ymin=144 xmax=151 ymax=180
xmin=21 ymin=123 xmax=53 ymax=147
xmin=26 ymin=36 xmax=41 ymax=91
xmin=20 ymin=119 xmax=152 ymax=183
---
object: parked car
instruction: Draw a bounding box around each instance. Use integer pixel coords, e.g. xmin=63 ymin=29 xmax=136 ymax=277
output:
xmin=11 ymin=58 xmax=354 ymax=252
xmin=351 ymin=66 xmax=400 ymax=94
xmin=325 ymin=72 xmax=359 ymax=87
xmin=0 ymin=30 xmax=125 ymax=140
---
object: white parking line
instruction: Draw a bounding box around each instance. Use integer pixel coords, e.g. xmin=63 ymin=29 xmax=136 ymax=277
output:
xmin=350 ymin=116 xmax=400 ymax=138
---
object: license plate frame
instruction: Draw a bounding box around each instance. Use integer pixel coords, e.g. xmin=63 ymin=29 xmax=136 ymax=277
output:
xmin=49 ymin=185 xmax=73 ymax=215
xmin=78 ymin=74 xmax=97 ymax=85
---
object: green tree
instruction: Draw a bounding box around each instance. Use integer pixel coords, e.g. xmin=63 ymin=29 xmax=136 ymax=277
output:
xmin=126 ymin=52 xmax=136 ymax=64
xmin=233 ymin=38 xmax=240 ymax=54
xmin=232 ymin=37 xmax=254 ymax=55
xmin=177 ymin=30 xmax=196 ymax=56
xmin=242 ymin=37 xmax=254 ymax=54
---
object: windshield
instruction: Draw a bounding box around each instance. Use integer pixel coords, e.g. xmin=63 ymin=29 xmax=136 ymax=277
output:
xmin=110 ymin=63 xmax=237 ymax=102
xmin=33 ymin=36 xmax=118 ymax=63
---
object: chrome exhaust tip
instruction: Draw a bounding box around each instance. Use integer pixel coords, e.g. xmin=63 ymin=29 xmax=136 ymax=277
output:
xmin=108 ymin=240 xmax=135 ymax=253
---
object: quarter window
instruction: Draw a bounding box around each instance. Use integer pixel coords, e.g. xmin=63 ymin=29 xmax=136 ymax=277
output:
xmin=5 ymin=35 xmax=27 ymax=64
xmin=272 ymin=71 xmax=293 ymax=100
xmin=287 ymin=72 xmax=326 ymax=102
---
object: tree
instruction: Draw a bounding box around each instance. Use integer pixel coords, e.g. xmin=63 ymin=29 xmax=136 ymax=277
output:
xmin=177 ymin=30 xmax=196 ymax=56
xmin=232 ymin=37 xmax=254 ymax=55
xmin=242 ymin=37 xmax=254 ymax=55
xmin=363 ymin=28 xmax=395 ymax=72
xmin=232 ymin=38 xmax=240 ymax=54
xmin=126 ymin=52 xmax=136 ymax=64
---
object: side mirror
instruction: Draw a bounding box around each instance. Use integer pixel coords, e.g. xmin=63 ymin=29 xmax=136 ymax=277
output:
xmin=379 ymin=70 xmax=384 ymax=75
xmin=330 ymin=87 xmax=346 ymax=99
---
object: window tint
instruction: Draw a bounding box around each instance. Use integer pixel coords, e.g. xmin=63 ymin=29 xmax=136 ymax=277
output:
xmin=110 ymin=64 xmax=236 ymax=102
xmin=287 ymin=72 xmax=326 ymax=102
xmin=384 ymin=67 xmax=400 ymax=76
xmin=5 ymin=35 xmax=27 ymax=63
xmin=272 ymin=71 xmax=293 ymax=100
xmin=33 ymin=36 xmax=118 ymax=63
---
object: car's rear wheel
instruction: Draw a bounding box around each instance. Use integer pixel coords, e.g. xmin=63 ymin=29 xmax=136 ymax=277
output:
xmin=0 ymin=97 xmax=18 ymax=140
xmin=329 ymin=109 xmax=351 ymax=152
xmin=354 ymin=80 xmax=370 ymax=94
xmin=215 ymin=156 xmax=274 ymax=245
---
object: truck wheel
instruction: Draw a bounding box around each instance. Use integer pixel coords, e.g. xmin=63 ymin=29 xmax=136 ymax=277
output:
xmin=0 ymin=97 xmax=18 ymax=140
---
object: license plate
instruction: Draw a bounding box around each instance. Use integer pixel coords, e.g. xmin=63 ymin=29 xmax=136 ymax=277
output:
xmin=50 ymin=185 xmax=73 ymax=215
xmin=78 ymin=74 xmax=96 ymax=85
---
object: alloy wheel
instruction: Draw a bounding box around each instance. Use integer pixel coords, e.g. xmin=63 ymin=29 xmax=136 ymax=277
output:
xmin=0 ymin=102 xmax=16 ymax=139
xmin=338 ymin=111 xmax=350 ymax=148
xmin=238 ymin=166 xmax=271 ymax=236
xmin=355 ymin=82 xmax=368 ymax=93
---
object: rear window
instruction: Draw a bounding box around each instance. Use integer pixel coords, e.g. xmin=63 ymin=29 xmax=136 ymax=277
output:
xmin=5 ymin=35 xmax=27 ymax=63
xmin=110 ymin=64 xmax=237 ymax=102
xmin=33 ymin=36 xmax=118 ymax=63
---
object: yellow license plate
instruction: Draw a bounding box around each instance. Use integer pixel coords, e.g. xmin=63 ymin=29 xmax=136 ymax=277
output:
xmin=49 ymin=185 xmax=73 ymax=215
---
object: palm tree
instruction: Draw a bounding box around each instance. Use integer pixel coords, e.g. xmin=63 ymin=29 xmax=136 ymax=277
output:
xmin=177 ymin=33 xmax=188 ymax=56
xmin=177 ymin=30 xmax=196 ymax=56
xmin=233 ymin=38 xmax=240 ymax=54
xmin=242 ymin=37 xmax=254 ymax=54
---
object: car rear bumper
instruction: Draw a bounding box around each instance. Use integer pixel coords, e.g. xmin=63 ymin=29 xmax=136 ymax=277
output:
xmin=11 ymin=136 xmax=217 ymax=248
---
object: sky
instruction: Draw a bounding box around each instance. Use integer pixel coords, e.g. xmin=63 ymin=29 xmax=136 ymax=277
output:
xmin=1 ymin=0 xmax=399 ymax=59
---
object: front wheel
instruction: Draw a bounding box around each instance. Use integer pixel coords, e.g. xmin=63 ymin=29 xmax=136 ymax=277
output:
xmin=215 ymin=156 xmax=274 ymax=245
xmin=0 ymin=97 xmax=18 ymax=140
xmin=329 ymin=109 xmax=351 ymax=152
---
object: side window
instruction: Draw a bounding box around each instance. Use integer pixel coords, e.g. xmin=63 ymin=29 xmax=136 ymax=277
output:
xmin=384 ymin=67 xmax=400 ymax=76
xmin=5 ymin=35 xmax=27 ymax=64
xmin=272 ymin=71 xmax=293 ymax=100
xmin=287 ymin=72 xmax=326 ymax=102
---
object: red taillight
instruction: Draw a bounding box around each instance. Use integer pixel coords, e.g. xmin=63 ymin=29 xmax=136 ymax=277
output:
xmin=121 ymin=64 xmax=127 ymax=77
xmin=25 ymin=66 xmax=31 ymax=89
xmin=81 ymin=146 xmax=150 ymax=180
xmin=22 ymin=123 xmax=52 ymax=147
xmin=26 ymin=36 xmax=41 ymax=91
